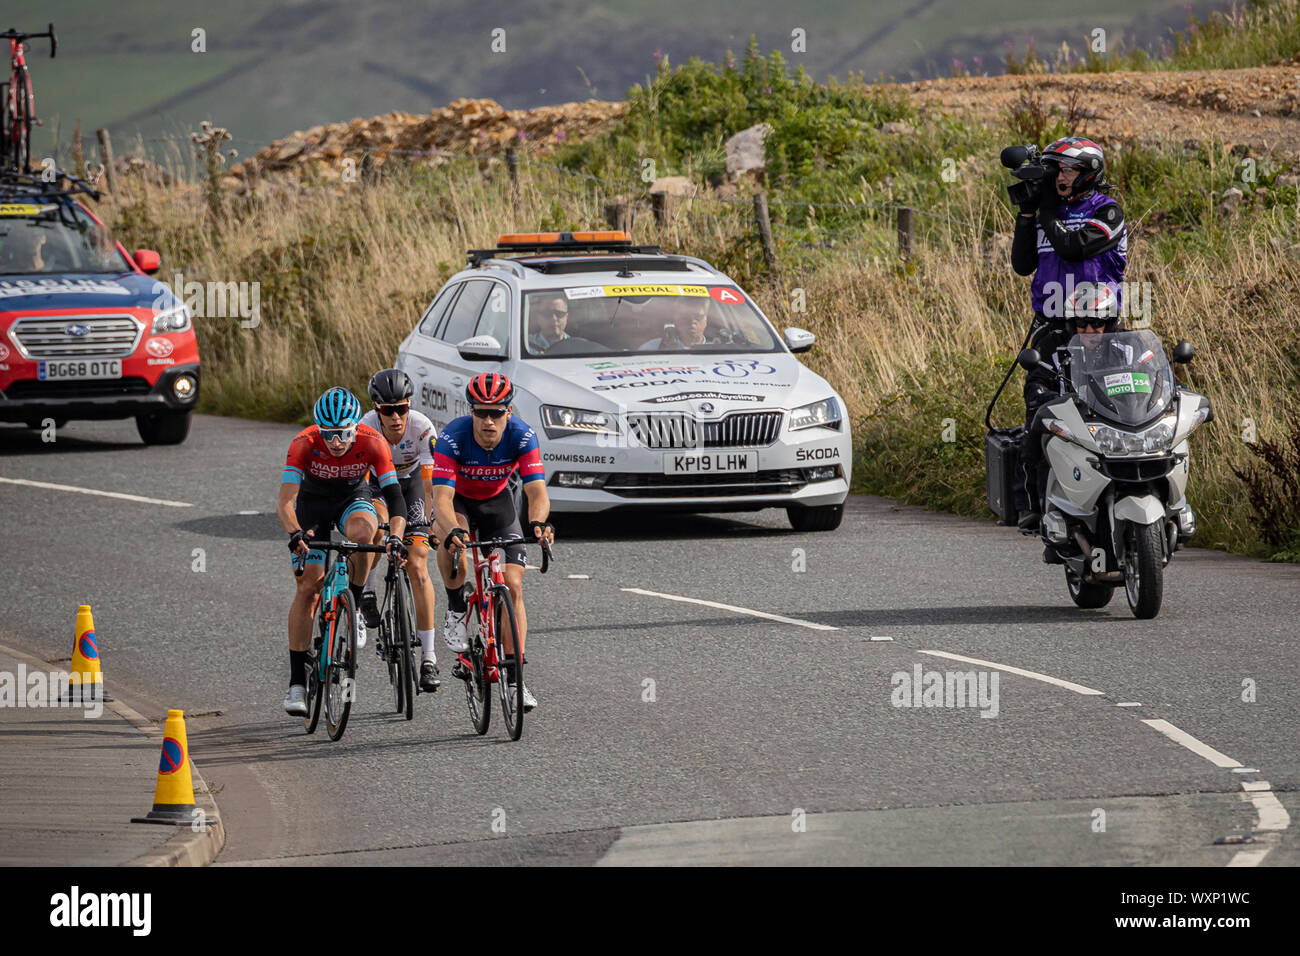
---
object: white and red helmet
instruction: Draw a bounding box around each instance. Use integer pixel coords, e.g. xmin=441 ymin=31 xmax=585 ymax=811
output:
xmin=1043 ymin=137 xmax=1106 ymax=195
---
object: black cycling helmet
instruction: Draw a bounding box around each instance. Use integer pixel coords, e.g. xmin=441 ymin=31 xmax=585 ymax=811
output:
xmin=368 ymin=368 xmax=414 ymax=405
xmin=1043 ymin=137 xmax=1106 ymax=198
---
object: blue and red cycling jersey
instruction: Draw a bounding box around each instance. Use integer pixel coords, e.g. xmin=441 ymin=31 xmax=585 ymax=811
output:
xmin=431 ymin=415 xmax=546 ymax=500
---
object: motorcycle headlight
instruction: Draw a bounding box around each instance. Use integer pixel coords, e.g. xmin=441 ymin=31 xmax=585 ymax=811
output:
xmin=1087 ymin=415 xmax=1176 ymax=456
xmin=151 ymin=306 xmax=191 ymax=334
xmin=790 ymin=396 xmax=842 ymax=431
xmin=540 ymin=404 xmax=620 ymax=439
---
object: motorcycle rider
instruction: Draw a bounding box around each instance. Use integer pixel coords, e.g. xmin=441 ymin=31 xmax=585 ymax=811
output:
xmin=1010 ymin=137 xmax=1127 ymax=533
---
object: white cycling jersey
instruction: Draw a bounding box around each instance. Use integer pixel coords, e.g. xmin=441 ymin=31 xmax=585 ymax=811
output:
xmin=360 ymin=408 xmax=435 ymax=479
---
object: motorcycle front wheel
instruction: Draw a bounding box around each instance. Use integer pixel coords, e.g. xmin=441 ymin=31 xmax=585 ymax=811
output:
xmin=1123 ymin=521 xmax=1165 ymax=619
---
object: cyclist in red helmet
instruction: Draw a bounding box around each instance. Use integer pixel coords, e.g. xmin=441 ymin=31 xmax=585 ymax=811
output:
xmin=429 ymin=372 xmax=554 ymax=713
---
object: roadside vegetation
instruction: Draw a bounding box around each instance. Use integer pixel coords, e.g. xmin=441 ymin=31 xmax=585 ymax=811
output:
xmin=99 ymin=3 xmax=1300 ymax=559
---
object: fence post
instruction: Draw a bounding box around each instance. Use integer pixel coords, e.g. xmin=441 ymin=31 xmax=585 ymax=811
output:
xmin=753 ymin=191 xmax=778 ymax=274
xmin=505 ymin=148 xmax=519 ymax=208
xmin=897 ymin=206 xmax=914 ymax=258
xmin=96 ymin=128 xmax=117 ymax=196
xmin=650 ymin=189 xmax=675 ymax=228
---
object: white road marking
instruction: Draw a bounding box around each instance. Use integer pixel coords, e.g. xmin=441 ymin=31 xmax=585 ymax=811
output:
xmin=1140 ymin=719 xmax=1242 ymax=769
xmin=1242 ymin=783 xmax=1289 ymax=830
xmin=1232 ymin=768 xmax=1260 ymax=774
xmin=916 ymin=649 xmax=1104 ymax=695
xmin=869 ymin=636 xmax=894 ymax=642
xmin=620 ymin=587 xmax=838 ymax=631
xmin=1226 ymin=848 xmax=1271 ymax=867
xmin=1116 ymin=702 xmax=1142 ymax=707
xmin=238 ymin=510 xmax=258 ymax=515
xmin=0 ymin=476 xmax=193 ymax=508
xmin=568 ymin=574 xmax=591 ymax=580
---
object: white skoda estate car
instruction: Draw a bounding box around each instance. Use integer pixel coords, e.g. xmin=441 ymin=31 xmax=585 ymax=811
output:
xmin=393 ymin=232 xmax=850 ymax=531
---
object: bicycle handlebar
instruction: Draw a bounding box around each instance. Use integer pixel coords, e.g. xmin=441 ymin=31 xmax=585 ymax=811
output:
xmin=292 ymin=537 xmax=400 ymax=577
xmin=458 ymin=535 xmax=556 ymax=574
xmin=0 ymin=24 xmax=56 ymax=56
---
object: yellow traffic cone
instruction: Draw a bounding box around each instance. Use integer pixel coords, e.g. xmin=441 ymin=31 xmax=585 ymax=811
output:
xmin=131 ymin=710 xmax=199 ymax=825
xmin=65 ymin=604 xmax=112 ymax=702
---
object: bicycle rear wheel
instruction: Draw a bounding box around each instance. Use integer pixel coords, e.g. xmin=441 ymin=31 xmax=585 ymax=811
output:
xmin=394 ymin=568 xmax=416 ymax=720
xmin=11 ymin=72 xmax=31 ymax=171
xmin=494 ymin=586 xmax=524 ymax=741
xmin=324 ymin=590 xmax=358 ymax=741
xmin=463 ymin=598 xmax=490 ymax=735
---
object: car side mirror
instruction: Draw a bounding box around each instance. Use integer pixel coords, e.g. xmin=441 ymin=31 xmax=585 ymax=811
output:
xmin=457 ymin=335 xmax=506 ymax=362
xmin=133 ymin=249 xmax=161 ymax=274
xmin=1017 ymin=348 xmax=1041 ymax=371
xmin=1172 ymin=341 xmax=1194 ymax=364
xmin=784 ymin=328 xmax=815 ymax=353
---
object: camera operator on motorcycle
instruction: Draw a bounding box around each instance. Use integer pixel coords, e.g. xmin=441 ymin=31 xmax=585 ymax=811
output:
xmin=1008 ymin=137 xmax=1127 ymax=534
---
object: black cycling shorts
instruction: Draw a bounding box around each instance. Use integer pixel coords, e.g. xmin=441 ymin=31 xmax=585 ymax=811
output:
xmin=291 ymin=485 xmax=377 ymax=568
xmin=452 ymin=488 xmax=526 ymax=568
xmin=368 ymin=472 xmax=432 ymax=544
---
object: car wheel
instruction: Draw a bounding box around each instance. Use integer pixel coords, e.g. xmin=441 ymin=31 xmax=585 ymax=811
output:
xmin=787 ymin=504 xmax=843 ymax=532
xmin=136 ymin=410 xmax=192 ymax=445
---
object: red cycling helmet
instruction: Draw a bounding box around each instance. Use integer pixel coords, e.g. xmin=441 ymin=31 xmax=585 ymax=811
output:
xmin=466 ymin=371 xmax=514 ymax=406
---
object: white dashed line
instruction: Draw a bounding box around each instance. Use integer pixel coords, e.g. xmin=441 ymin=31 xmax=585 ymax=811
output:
xmin=620 ymin=587 xmax=838 ymax=631
xmin=916 ymin=649 xmax=1104 ymax=695
xmin=1140 ymin=719 xmax=1242 ymax=769
xmin=0 ymin=476 xmax=194 ymax=508
xmin=1116 ymin=702 xmax=1143 ymax=707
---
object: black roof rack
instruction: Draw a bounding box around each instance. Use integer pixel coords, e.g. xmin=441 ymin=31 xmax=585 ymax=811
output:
xmin=467 ymin=232 xmax=662 ymax=268
xmin=0 ymin=166 xmax=102 ymax=202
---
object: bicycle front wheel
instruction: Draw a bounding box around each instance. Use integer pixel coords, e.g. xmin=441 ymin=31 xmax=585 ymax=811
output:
xmin=12 ymin=73 xmax=31 ymax=171
xmin=325 ymin=590 xmax=358 ymax=741
xmin=394 ymin=568 xmax=416 ymax=720
xmin=463 ymin=599 xmax=490 ymax=735
xmin=303 ymin=634 xmax=323 ymax=734
xmin=494 ymin=586 xmax=524 ymax=741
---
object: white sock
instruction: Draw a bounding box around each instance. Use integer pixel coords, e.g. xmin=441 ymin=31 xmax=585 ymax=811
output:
xmin=365 ymin=566 xmax=378 ymax=593
xmin=419 ymin=629 xmax=436 ymax=664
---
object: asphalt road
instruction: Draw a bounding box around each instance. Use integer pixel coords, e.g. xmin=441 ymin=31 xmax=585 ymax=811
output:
xmin=1 ymin=414 xmax=1296 ymax=866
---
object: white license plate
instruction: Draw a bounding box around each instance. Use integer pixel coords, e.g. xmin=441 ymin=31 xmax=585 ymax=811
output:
xmin=38 ymin=359 xmax=122 ymax=381
xmin=663 ymin=451 xmax=759 ymax=474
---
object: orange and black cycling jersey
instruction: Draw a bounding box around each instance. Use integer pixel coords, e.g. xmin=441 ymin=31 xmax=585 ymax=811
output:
xmin=282 ymin=424 xmax=399 ymax=499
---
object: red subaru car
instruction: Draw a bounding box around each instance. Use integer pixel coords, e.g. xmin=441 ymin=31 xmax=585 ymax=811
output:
xmin=0 ymin=177 xmax=199 ymax=444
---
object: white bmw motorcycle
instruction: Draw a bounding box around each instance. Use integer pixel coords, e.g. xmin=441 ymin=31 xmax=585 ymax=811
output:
xmin=1017 ymin=329 xmax=1213 ymax=619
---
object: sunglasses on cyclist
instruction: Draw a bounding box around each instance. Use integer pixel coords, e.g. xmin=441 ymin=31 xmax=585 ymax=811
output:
xmin=376 ymin=402 xmax=410 ymax=416
xmin=472 ymin=407 xmax=508 ymax=420
xmin=319 ymin=426 xmax=357 ymax=443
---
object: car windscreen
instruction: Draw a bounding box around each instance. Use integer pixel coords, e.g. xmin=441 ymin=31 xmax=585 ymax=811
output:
xmin=0 ymin=201 xmax=130 ymax=275
xmin=1066 ymin=329 xmax=1175 ymax=426
xmin=520 ymin=284 xmax=782 ymax=358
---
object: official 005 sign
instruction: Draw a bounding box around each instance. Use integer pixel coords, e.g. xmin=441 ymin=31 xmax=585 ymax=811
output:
xmin=38 ymin=359 xmax=123 ymax=380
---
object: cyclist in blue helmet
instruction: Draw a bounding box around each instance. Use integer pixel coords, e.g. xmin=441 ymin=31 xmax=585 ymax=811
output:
xmin=276 ymin=386 xmax=408 ymax=717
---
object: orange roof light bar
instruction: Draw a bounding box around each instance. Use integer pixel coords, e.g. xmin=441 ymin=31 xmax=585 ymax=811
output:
xmin=496 ymin=230 xmax=631 ymax=246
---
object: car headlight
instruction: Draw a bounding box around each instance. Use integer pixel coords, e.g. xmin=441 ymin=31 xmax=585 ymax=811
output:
xmin=151 ymin=306 xmax=191 ymax=334
xmin=1087 ymin=414 xmax=1176 ymax=456
xmin=540 ymin=404 xmax=620 ymax=439
xmin=790 ymin=396 xmax=842 ymax=431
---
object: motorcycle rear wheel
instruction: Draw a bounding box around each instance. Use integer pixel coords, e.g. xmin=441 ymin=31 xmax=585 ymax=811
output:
xmin=1065 ymin=566 xmax=1115 ymax=609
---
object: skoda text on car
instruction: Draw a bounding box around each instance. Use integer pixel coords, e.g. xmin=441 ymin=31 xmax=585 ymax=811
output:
xmin=0 ymin=169 xmax=198 ymax=444
xmin=395 ymin=232 xmax=850 ymax=531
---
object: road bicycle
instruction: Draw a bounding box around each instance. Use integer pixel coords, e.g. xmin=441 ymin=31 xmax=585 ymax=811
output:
xmin=293 ymin=536 xmax=391 ymax=741
xmin=373 ymin=522 xmax=418 ymax=720
xmin=0 ymin=24 xmax=56 ymax=172
xmin=451 ymin=535 xmax=553 ymax=741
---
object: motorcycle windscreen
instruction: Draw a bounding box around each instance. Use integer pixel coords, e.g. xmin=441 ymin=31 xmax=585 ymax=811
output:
xmin=1066 ymin=329 xmax=1175 ymax=427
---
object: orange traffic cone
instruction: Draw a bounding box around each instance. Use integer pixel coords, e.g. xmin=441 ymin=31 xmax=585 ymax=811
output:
xmin=132 ymin=710 xmax=200 ymax=825
xmin=64 ymin=604 xmax=112 ymax=702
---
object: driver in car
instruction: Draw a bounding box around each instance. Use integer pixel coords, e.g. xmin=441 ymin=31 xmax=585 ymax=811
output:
xmin=641 ymin=296 xmax=718 ymax=349
xmin=0 ymin=225 xmax=48 ymax=273
xmin=527 ymin=294 xmax=571 ymax=353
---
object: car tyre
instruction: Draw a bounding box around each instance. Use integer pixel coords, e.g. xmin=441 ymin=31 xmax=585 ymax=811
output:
xmin=136 ymin=410 xmax=192 ymax=445
xmin=787 ymin=503 xmax=843 ymax=532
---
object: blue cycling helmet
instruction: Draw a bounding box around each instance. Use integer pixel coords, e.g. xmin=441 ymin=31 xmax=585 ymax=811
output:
xmin=313 ymin=386 xmax=363 ymax=429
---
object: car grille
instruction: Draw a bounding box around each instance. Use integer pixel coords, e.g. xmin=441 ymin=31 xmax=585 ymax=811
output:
xmin=10 ymin=315 xmax=143 ymax=358
xmin=3 ymin=377 xmax=153 ymax=400
xmin=625 ymin=410 xmax=783 ymax=449
xmin=602 ymin=468 xmax=807 ymax=498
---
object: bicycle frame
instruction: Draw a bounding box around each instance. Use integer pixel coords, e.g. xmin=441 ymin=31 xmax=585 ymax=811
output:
xmin=460 ymin=544 xmax=509 ymax=683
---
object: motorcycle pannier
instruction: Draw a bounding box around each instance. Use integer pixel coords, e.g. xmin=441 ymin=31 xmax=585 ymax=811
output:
xmin=985 ymin=427 xmax=1023 ymax=525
